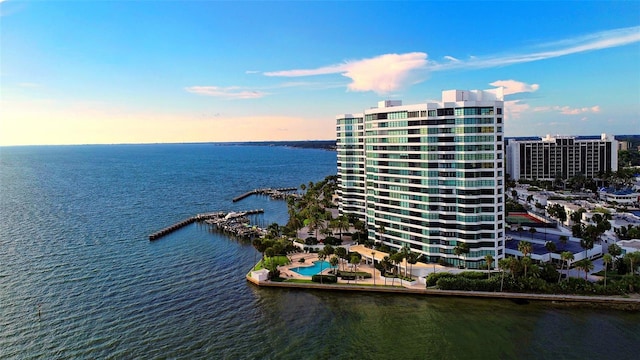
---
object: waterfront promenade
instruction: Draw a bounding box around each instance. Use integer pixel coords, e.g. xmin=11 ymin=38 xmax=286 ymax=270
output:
xmin=249 ymin=251 xmax=640 ymax=310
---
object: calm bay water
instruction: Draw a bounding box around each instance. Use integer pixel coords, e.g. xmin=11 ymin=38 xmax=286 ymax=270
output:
xmin=1 ymin=144 xmax=639 ymax=359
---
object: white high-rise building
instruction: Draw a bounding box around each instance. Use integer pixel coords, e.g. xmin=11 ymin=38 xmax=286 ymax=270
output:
xmin=336 ymin=89 xmax=506 ymax=269
xmin=506 ymin=134 xmax=618 ymax=181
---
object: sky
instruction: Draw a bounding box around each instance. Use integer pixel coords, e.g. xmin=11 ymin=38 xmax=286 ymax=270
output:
xmin=1 ymin=0 xmax=639 ymax=146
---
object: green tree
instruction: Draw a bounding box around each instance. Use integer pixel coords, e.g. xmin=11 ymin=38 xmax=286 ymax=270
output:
xmin=545 ymin=241 xmax=557 ymax=254
xmin=252 ymin=238 xmax=267 ymax=262
xmin=602 ymin=253 xmax=612 ymax=288
xmin=371 ymin=251 xmax=377 ymax=286
xmin=579 ymin=228 xmax=596 ymax=259
xmin=518 ymin=241 xmax=533 ymax=277
xmin=570 ymin=208 xmax=586 ymax=224
xmin=380 ymin=256 xmax=392 ymax=286
xmin=335 ymin=214 xmax=350 ymax=241
xmin=266 ymin=222 xmax=281 ymax=238
xmin=485 ymin=254 xmax=494 ymax=279
xmin=575 ymin=258 xmax=594 ymax=280
xmin=323 ymin=244 xmax=335 ymax=256
xmin=407 ymin=251 xmax=419 ymax=279
xmin=559 ymin=251 xmax=574 ymax=282
xmin=335 ymin=247 xmax=348 ymax=271
xmin=559 ymin=235 xmax=568 ymax=250
xmin=608 ymin=243 xmax=622 ymax=258
xmin=349 ymin=253 xmax=361 ymax=284
xmin=625 ymin=252 xmax=640 ymax=275
xmin=390 ymin=252 xmax=404 ymax=285
xmin=498 ymin=258 xmax=510 ymax=291
xmin=453 ymin=242 xmax=470 ymax=268
xmin=317 ymin=249 xmax=327 ymax=284
xmin=330 ymin=255 xmax=339 ymax=274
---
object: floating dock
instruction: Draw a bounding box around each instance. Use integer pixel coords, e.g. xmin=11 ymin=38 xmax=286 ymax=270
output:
xmin=232 ymin=187 xmax=298 ymax=202
xmin=148 ymin=210 xmax=263 ymax=241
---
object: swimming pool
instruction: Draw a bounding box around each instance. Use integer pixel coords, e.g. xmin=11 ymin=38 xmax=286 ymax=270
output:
xmin=290 ymin=261 xmax=332 ymax=276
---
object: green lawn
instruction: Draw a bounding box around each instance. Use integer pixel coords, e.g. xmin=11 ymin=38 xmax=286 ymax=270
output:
xmin=253 ymin=255 xmax=290 ymax=270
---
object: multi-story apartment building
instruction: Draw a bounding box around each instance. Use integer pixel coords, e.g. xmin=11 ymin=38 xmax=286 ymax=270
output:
xmin=336 ymin=113 xmax=366 ymax=219
xmin=506 ymin=134 xmax=618 ymax=181
xmin=336 ymin=89 xmax=505 ymax=269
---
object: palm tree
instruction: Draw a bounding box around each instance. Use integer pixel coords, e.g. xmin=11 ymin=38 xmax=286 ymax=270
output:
xmin=335 ymin=214 xmax=350 ymax=241
xmin=317 ymin=249 xmax=327 ymax=283
xmin=485 ymin=254 xmax=494 ymax=279
xmin=559 ymin=251 xmax=574 ymax=282
xmin=401 ymin=244 xmax=411 ymax=277
xmin=498 ymin=258 xmax=510 ymax=291
xmin=380 ymin=256 xmax=392 ymax=285
xmin=350 ymin=254 xmax=361 ymax=284
xmin=529 ymin=227 xmax=537 ymax=241
xmin=608 ymin=243 xmax=622 ymax=258
xmin=252 ymin=238 xmax=267 ymax=264
xmin=371 ymin=251 xmax=376 ymax=286
xmin=575 ymin=258 xmax=594 ymax=280
xmin=545 ymin=241 xmax=556 ymax=254
xmin=518 ymin=241 xmax=533 ymax=277
xmin=580 ymin=230 xmax=595 ymax=259
xmin=625 ymin=252 xmax=640 ymax=275
xmin=266 ymin=222 xmax=281 ymax=238
xmin=407 ymin=252 xmax=419 ymax=279
xmin=330 ymin=255 xmax=339 ymax=274
xmin=335 ymin=247 xmax=347 ymax=271
xmin=390 ymin=252 xmax=404 ymax=285
xmin=453 ymin=242 xmax=470 ymax=268
xmin=602 ymin=253 xmax=612 ymax=288
xmin=559 ymin=235 xmax=568 ymax=250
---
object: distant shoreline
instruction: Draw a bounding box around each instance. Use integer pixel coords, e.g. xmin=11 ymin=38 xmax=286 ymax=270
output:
xmin=227 ymin=140 xmax=336 ymax=150
xmin=0 ymin=140 xmax=337 ymax=149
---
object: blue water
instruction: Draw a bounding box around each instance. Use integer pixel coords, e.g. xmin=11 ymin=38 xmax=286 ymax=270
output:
xmin=1 ymin=143 xmax=640 ymax=359
xmin=290 ymin=261 xmax=332 ymax=276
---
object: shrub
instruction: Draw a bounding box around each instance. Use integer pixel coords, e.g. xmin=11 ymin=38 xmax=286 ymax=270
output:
xmin=426 ymin=272 xmax=456 ymax=287
xmin=268 ymin=269 xmax=280 ymax=280
xmin=323 ymin=236 xmax=342 ymax=246
xmin=538 ymin=263 xmax=560 ymax=283
xmin=614 ymin=275 xmax=640 ymax=294
xmin=312 ymin=274 xmax=337 ymax=283
xmin=337 ymin=270 xmax=371 ymax=279
xmin=305 ymin=237 xmax=318 ymax=245
xmin=436 ymin=276 xmax=501 ymax=292
xmin=458 ymin=271 xmax=487 ymax=280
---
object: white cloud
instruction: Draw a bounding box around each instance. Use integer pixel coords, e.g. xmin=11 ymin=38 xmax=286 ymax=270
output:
xmin=504 ymin=100 xmax=530 ymax=119
xmin=200 ymin=26 xmax=639 ymax=97
xmin=431 ymin=26 xmax=640 ymax=71
xmin=184 ymin=86 xmax=267 ymax=99
xmin=264 ymin=52 xmax=428 ymax=94
xmin=559 ymin=105 xmax=600 ymax=115
xmin=342 ymin=53 xmax=428 ymax=93
xmin=534 ymin=105 xmax=600 ymax=115
xmin=489 ymin=79 xmax=539 ymax=96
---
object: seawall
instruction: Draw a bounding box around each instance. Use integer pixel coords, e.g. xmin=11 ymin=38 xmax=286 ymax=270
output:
xmin=246 ymin=275 xmax=640 ymax=310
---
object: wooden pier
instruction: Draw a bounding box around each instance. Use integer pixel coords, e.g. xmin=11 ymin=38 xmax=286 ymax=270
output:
xmin=232 ymin=187 xmax=298 ymax=202
xmin=148 ymin=210 xmax=263 ymax=241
